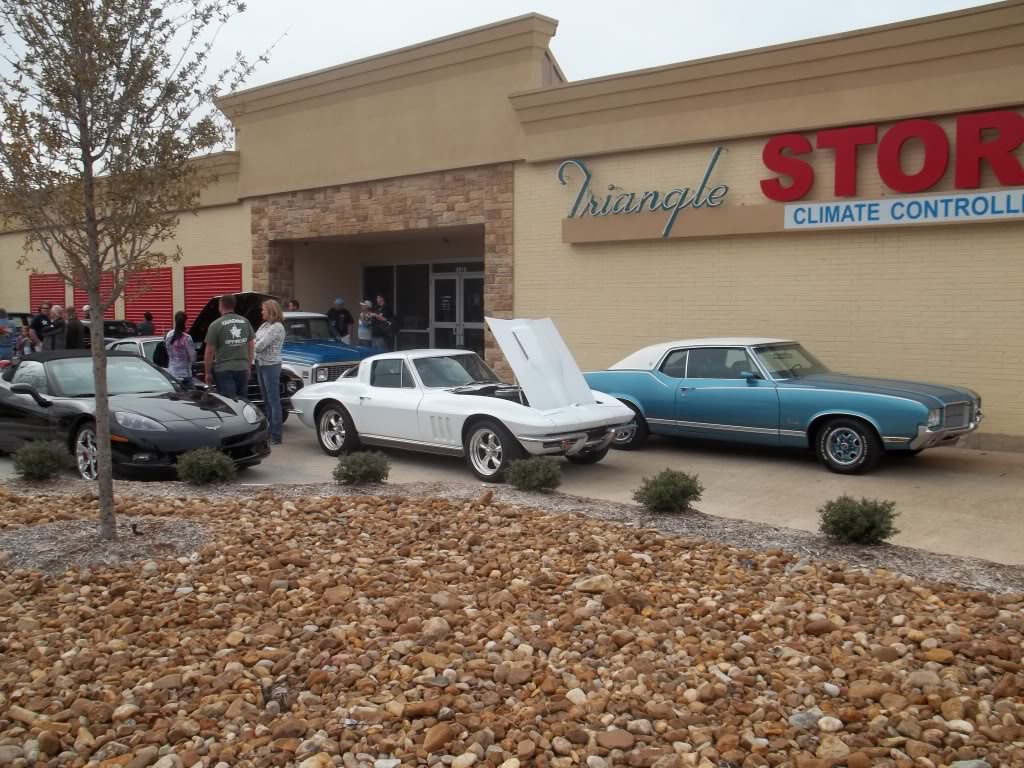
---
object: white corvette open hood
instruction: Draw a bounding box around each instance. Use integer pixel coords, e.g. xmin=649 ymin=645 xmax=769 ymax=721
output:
xmin=485 ymin=317 xmax=596 ymax=411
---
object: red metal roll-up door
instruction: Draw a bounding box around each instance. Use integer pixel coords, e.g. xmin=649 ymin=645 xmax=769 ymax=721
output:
xmin=184 ymin=263 xmax=242 ymax=322
xmin=28 ymin=273 xmax=67 ymax=313
xmin=73 ymin=273 xmax=115 ymax=318
xmin=124 ymin=268 xmax=173 ymax=334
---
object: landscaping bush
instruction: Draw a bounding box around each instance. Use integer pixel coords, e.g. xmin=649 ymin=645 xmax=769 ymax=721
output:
xmin=818 ymin=494 xmax=900 ymax=545
xmin=13 ymin=440 xmax=69 ymax=481
xmin=632 ymin=468 xmax=704 ymax=513
xmin=333 ymin=451 xmax=390 ymax=485
xmin=176 ymin=448 xmax=236 ymax=485
xmin=506 ymin=456 xmax=561 ymax=493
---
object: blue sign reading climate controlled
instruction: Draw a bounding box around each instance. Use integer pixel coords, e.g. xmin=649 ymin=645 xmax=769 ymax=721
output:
xmin=785 ymin=188 xmax=1024 ymax=230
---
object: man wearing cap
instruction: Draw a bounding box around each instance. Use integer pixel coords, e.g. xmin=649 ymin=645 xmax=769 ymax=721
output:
xmin=326 ymin=298 xmax=354 ymax=344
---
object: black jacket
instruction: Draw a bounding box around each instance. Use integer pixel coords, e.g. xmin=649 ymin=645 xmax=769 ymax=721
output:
xmin=370 ymin=305 xmax=394 ymax=338
xmin=64 ymin=318 xmax=86 ymax=349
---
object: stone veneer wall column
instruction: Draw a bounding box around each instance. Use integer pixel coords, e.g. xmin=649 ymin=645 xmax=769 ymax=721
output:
xmin=251 ymin=164 xmax=514 ymax=377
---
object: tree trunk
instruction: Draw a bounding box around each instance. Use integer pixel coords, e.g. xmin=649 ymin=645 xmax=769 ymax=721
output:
xmin=88 ymin=299 xmax=117 ymax=540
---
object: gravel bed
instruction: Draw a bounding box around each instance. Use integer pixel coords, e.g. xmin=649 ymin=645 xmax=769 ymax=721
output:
xmin=0 ymin=514 xmax=206 ymax=574
xmin=3 ymin=476 xmax=1021 ymax=594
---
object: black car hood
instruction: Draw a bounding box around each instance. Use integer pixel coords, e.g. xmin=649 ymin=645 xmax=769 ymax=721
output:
xmin=188 ymin=291 xmax=280 ymax=345
xmin=108 ymin=391 xmax=242 ymax=422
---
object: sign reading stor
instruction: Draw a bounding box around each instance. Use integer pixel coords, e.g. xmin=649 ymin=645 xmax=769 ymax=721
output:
xmin=761 ymin=110 xmax=1024 ymax=202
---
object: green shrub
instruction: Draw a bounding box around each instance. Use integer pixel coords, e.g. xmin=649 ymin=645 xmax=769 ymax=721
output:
xmin=632 ymin=468 xmax=704 ymax=513
xmin=818 ymin=495 xmax=900 ymax=545
xmin=506 ymin=456 xmax=561 ymax=493
xmin=333 ymin=451 xmax=390 ymax=485
xmin=176 ymin=448 xmax=236 ymax=485
xmin=13 ymin=440 xmax=69 ymax=481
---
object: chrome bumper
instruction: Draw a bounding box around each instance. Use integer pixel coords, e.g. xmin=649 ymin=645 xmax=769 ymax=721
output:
xmin=519 ymin=424 xmax=627 ymax=456
xmin=908 ymin=413 xmax=983 ymax=450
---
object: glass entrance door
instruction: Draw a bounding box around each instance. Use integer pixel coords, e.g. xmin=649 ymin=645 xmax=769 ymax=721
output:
xmin=431 ymin=271 xmax=485 ymax=355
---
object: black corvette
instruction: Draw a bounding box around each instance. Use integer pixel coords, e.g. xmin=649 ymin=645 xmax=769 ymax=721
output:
xmin=0 ymin=350 xmax=270 ymax=479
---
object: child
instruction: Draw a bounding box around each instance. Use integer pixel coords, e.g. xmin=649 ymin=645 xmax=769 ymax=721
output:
xmin=16 ymin=326 xmax=34 ymax=359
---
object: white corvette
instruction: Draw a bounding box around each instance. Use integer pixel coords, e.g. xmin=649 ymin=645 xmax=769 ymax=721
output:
xmin=291 ymin=317 xmax=635 ymax=481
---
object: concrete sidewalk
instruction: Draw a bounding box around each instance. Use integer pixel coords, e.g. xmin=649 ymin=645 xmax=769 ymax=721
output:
xmin=3 ymin=422 xmax=1022 ymax=565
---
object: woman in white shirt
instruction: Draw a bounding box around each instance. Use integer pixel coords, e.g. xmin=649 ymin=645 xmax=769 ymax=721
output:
xmin=255 ymin=299 xmax=287 ymax=444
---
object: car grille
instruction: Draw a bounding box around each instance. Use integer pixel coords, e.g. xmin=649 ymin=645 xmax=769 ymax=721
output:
xmin=944 ymin=403 xmax=970 ymax=429
xmin=317 ymin=363 xmax=356 ymax=382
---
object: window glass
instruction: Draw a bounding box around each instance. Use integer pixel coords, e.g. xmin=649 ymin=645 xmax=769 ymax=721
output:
xmin=114 ymin=342 xmax=137 ymax=353
xmin=284 ymin=319 xmax=339 ymax=342
xmin=685 ymin=348 xmax=757 ymax=379
xmin=12 ymin=361 xmax=49 ymax=394
xmin=370 ymin=359 xmax=415 ymax=389
xmin=142 ymin=341 xmax=160 ymax=361
xmin=48 ymin=357 xmax=175 ymax=397
xmin=414 ymin=354 xmax=501 ymax=388
xmin=754 ymin=344 xmax=830 ymax=378
xmin=659 ymin=350 xmax=688 ymax=379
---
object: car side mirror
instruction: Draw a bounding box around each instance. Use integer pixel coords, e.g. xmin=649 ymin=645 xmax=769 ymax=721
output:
xmin=740 ymin=371 xmax=762 ymax=382
xmin=11 ymin=383 xmax=52 ymax=407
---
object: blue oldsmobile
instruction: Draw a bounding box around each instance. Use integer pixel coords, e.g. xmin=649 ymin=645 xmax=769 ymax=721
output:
xmin=583 ymin=338 xmax=982 ymax=474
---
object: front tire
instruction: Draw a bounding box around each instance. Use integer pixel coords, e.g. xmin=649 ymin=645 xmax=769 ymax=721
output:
xmin=464 ymin=419 xmax=523 ymax=482
xmin=565 ymin=445 xmax=610 ymax=465
xmin=611 ymin=401 xmax=649 ymax=451
xmin=816 ymin=417 xmax=881 ymax=474
xmin=74 ymin=422 xmax=99 ymax=480
xmin=316 ymin=403 xmax=359 ymax=457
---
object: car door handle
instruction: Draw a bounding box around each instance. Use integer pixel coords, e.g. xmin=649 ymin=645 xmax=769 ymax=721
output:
xmin=679 ymin=386 xmax=692 ymax=392
xmin=359 ymin=395 xmax=372 ymax=401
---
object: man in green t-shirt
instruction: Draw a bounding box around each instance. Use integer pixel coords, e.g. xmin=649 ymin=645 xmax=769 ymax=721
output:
xmin=203 ymin=294 xmax=255 ymax=399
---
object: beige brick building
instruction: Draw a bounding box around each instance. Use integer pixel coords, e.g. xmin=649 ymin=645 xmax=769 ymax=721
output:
xmin=2 ymin=2 xmax=1023 ymax=447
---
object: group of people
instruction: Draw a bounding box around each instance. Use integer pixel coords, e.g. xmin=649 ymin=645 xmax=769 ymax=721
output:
xmin=0 ymin=303 xmax=91 ymax=361
xmin=288 ymin=293 xmax=397 ymax=351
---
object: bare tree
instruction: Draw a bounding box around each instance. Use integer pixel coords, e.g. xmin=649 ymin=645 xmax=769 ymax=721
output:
xmin=0 ymin=0 xmax=266 ymax=538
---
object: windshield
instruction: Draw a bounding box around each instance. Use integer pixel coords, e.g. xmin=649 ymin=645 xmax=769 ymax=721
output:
xmin=284 ymin=318 xmax=340 ymax=342
xmin=414 ymin=354 xmax=502 ymax=388
xmin=49 ymin=357 xmax=177 ymax=397
xmin=754 ymin=344 xmax=830 ymax=378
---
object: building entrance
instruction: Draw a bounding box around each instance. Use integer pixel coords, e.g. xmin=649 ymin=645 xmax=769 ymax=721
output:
xmin=431 ymin=265 xmax=484 ymax=354
xmin=362 ymin=260 xmax=485 ymax=354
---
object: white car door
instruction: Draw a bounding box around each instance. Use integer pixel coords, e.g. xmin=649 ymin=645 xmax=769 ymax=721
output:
xmin=355 ymin=358 xmax=423 ymax=441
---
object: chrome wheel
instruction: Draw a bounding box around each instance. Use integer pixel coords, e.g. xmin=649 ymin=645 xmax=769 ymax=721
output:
xmin=826 ymin=427 xmax=863 ymax=466
xmin=319 ymin=409 xmax=346 ymax=451
xmin=613 ymin=423 xmax=637 ymax=446
xmin=76 ymin=427 xmax=98 ymax=480
xmin=469 ymin=427 xmax=504 ymax=477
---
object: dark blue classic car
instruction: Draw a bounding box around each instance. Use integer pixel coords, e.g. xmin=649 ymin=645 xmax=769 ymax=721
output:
xmin=584 ymin=338 xmax=982 ymax=474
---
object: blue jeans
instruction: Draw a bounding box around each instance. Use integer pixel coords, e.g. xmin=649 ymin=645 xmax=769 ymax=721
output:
xmin=214 ymin=369 xmax=249 ymax=400
xmin=256 ymin=363 xmax=282 ymax=442
xmin=372 ymin=336 xmax=390 ymax=351
xmin=358 ymin=338 xmax=373 ymax=348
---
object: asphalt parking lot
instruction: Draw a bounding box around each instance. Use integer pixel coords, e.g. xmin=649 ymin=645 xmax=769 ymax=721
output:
xmin=2 ymin=421 xmax=1022 ymax=565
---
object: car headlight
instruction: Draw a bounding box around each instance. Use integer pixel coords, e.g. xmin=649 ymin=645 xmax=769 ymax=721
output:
xmin=315 ymin=367 xmax=329 ymax=383
xmin=927 ymin=409 xmax=941 ymax=428
xmin=114 ymin=411 xmax=167 ymax=431
xmin=242 ymin=404 xmax=262 ymax=424
xmin=286 ymin=378 xmax=302 ymax=394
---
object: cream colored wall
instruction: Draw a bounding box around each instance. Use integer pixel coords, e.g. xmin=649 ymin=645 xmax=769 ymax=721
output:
xmin=0 ymin=201 xmax=251 ymax=317
xmin=514 ymin=117 xmax=1024 ymax=440
xmin=229 ymin=47 xmax=543 ymax=198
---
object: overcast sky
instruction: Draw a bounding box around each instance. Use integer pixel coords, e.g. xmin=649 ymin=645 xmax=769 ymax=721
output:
xmin=215 ymin=0 xmax=994 ymax=89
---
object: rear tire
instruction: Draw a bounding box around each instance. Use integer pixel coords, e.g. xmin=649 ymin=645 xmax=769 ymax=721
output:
xmin=815 ymin=417 xmax=881 ymax=474
xmin=611 ymin=401 xmax=649 ymax=451
xmin=316 ymin=402 xmax=359 ymax=457
xmin=464 ymin=419 xmax=523 ymax=482
xmin=565 ymin=445 xmax=610 ymax=465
